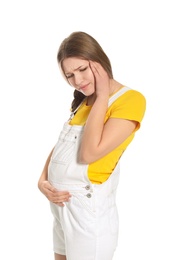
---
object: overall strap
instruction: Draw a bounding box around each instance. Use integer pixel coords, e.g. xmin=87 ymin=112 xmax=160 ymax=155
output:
xmin=68 ymin=99 xmax=86 ymax=121
xmin=69 ymin=86 xmax=131 ymax=121
xmin=108 ymin=86 xmax=131 ymax=107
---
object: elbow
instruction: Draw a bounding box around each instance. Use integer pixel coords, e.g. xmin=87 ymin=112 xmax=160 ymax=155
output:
xmin=78 ymin=150 xmax=95 ymax=164
xmin=78 ymin=154 xmax=91 ymax=165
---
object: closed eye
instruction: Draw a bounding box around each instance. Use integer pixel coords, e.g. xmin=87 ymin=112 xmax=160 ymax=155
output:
xmin=79 ymin=67 xmax=88 ymax=72
xmin=65 ymin=67 xmax=88 ymax=79
xmin=66 ymin=74 xmax=73 ymax=79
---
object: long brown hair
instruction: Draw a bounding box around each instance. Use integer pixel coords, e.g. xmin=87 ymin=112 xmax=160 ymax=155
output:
xmin=57 ymin=31 xmax=113 ymax=112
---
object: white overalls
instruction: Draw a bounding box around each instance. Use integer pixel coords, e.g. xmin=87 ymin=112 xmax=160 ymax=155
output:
xmin=48 ymin=87 xmax=130 ymax=260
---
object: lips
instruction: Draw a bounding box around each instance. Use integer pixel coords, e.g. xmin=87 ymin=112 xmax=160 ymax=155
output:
xmin=79 ymin=83 xmax=89 ymax=91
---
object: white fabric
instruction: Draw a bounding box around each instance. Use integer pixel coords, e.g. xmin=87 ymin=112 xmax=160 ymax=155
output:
xmin=48 ymin=87 xmax=130 ymax=259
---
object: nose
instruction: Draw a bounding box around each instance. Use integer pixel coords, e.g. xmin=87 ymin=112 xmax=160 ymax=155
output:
xmin=74 ymin=73 xmax=83 ymax=87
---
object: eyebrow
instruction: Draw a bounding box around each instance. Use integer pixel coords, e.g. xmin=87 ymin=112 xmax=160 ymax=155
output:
xmin=65 ymin=65 xmax=85 ymax=74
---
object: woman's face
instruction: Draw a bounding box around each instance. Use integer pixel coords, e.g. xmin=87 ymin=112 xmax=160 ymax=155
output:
xmin=62 ymin=57 xmax=95 ymax=96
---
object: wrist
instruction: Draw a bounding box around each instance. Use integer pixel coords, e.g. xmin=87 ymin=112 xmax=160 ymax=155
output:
xmin=38 ymin=180 xmax=47 ymax=192
xmin=96 ymin=94 xmax=109 ymax=102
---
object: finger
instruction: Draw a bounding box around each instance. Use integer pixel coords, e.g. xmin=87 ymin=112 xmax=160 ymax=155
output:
xmin=89 ymin=61 xmax=98 ymax=74
xmin=53 ymin=192 xmax=72 ymax=200
xmin=50 ymin=194 xmax=71 ymax=203
xmin=56 ymin=202 xmax=65 ymax=207
xmin=90 ymin=61 xmax=106 ymax=77
xmin=56 ymin=191 xmax=71 ymax=196
xmin=52 ymin=195 xmax=70 ymax=205
xmin=43 ymin=181 xmax=58 ymax=192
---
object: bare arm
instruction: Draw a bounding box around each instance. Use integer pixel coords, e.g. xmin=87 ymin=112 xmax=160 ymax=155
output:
xmin=78 ymin=62 xmax=137 ymax=164
xmin=38 ymin=148 xmax=71 ymax=206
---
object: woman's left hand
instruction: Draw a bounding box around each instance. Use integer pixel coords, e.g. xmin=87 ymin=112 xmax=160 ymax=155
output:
xmin=89 ymin=61 xmax=110 ymax=99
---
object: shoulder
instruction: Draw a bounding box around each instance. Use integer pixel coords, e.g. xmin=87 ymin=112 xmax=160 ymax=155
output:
xmin=120 ymin=88 xmax=146 ymax=102
xmin=112 ymin=87 xmax=146 ymax=109
xmin=108 ymin=87 xmax=146 ymax=123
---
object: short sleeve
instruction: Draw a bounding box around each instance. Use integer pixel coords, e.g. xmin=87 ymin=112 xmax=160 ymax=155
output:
xmin=109 ymin=89 xmax=146 ymax=131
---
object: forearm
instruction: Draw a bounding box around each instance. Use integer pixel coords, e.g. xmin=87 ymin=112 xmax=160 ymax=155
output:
xmin=79 ymin=96 xmax=108 ymax=163
xmin=38 ymin=148 xmax=54 ymax=190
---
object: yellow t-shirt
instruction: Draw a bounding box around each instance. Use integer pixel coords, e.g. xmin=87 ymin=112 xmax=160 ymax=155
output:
xmin=69 ymin=88 xmax=146 ymax=184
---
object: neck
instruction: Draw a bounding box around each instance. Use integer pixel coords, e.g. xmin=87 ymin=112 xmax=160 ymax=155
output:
xmin=109 ymin=79 xmax=123 ymax=96
xmin=86 ymin=79 xmax=123 ymax=106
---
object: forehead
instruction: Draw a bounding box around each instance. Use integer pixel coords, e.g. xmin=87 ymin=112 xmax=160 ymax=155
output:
xmin=62 ymin=57 xmax=88 ymax=73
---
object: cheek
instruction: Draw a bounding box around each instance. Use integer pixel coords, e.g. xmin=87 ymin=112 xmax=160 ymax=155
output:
xmin=67 ymin=79 xmax=77 ymax=89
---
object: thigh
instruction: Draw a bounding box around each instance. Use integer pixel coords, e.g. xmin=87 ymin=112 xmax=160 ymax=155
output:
xmin=55 ymin=253 xmax=66 ymax=260
xmin=50 ymin=203 xmax=66 ymax=255
xmin=64 ymin=206 xmax=118 ymax=259
xmin=96 ymin=232 xmax=118 ymax=260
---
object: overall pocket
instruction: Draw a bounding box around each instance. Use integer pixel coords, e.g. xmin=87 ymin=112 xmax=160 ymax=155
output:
xmin=51 ymin=138 xmax=76 ymax=164
xmin=48 ymin=136 xmax=78 ymax=183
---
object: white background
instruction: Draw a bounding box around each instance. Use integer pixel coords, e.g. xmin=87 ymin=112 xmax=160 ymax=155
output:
xmin=0 ymin=0 xmax=178 ymax=259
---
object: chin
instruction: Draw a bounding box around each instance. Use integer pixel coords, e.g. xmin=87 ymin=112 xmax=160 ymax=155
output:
xmin=80 ymin=89 xmax=95 ymax=96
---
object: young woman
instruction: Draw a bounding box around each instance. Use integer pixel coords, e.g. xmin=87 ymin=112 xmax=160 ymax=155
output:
xmin=38 ymin=31 xmax=146 ymax=260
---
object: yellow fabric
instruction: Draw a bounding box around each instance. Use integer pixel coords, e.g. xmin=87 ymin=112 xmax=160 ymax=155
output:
xmin=70 ymin=88 xmax=146 ymax=184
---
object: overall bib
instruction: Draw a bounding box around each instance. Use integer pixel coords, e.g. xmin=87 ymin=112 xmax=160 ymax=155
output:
xmin=48 ymin=87 xmax=130 ymax=260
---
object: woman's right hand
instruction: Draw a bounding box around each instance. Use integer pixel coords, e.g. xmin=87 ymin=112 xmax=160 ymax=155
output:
xmin=38 ymin=180 xmax=71 ymax=207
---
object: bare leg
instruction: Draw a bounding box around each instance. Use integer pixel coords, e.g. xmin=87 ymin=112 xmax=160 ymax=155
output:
xmin=54 ymin=253 xmax=66 ymax=260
